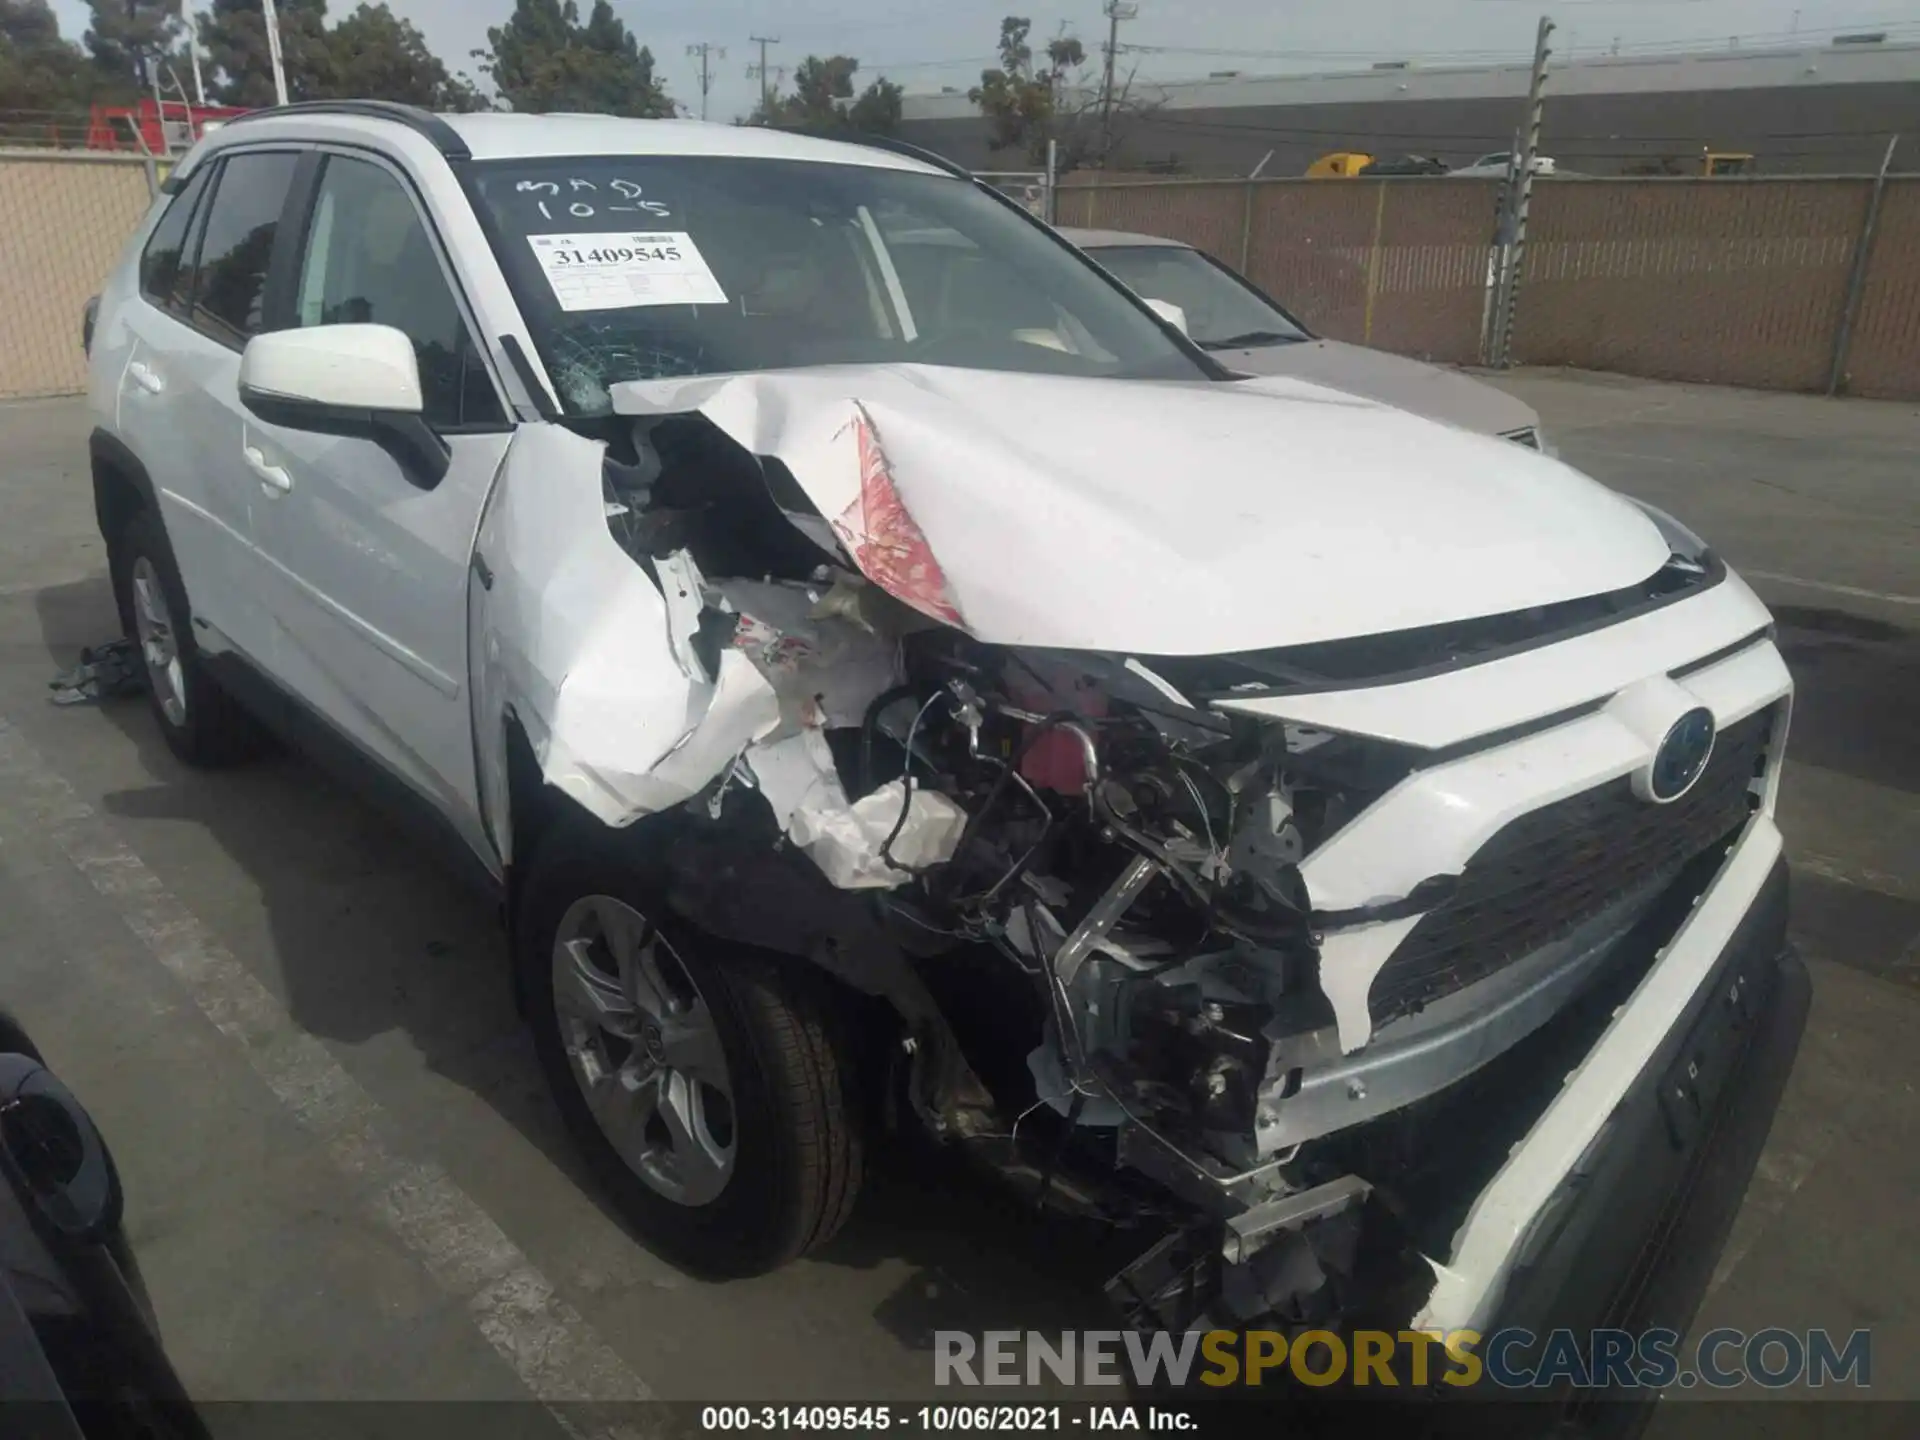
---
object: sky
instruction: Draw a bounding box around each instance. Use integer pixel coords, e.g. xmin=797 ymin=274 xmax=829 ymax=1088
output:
xmin=45 ymin=0 xmax=1920 ymax=123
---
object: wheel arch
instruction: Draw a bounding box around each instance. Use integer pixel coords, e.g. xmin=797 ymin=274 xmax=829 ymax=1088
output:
xmin=500 ymin=741 xmax=986 ymax=1136
xmin=90 ymin=429 xmax=160 ymax=632
xmin=89 ymin=427 xmax=158 ymax=541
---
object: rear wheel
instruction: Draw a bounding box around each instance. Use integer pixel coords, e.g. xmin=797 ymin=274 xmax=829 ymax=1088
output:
xmin=111 ymin=508 xmax=262 ymax=767
xmin=518 ymin=824 xmax=865 ymax=1275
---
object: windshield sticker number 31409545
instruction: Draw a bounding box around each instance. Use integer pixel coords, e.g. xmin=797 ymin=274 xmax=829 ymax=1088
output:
xmin=528 ymin=231 xmax=728 ymax=313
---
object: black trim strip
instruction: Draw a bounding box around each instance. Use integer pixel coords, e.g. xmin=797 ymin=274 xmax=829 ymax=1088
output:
xmin=1415 ymin=694 xmax=1613 ymax=771
xmin=259 ymin=149 xmax=325 ymax=334
xmin=1669 ymin=625 xmax=1773 ymax=680
xmin=1271 ymin=620 xmax=1770 ymax=779
xmin=1190 ymin=555 xmax=1729 ymax=704
xmin=500 ymin=333 xmax=559 ymax=420
xmin=222 ymin=101 xmax=471 ymax=160
xmin=769 ymin=126 xmax=973 ymax=179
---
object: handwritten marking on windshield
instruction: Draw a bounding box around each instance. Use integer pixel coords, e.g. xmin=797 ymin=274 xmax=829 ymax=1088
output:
xmin=514 ymin=176 xmax=671 ymax=222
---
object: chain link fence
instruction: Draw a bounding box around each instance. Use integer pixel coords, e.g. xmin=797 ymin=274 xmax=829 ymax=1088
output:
xmin=0 ymin=151 xmax=156 ymax=401
xmin=976 ymin=169 xmax=1055 ymax=222
xmin=1057 ymin=171 xmax=1920 ymax=398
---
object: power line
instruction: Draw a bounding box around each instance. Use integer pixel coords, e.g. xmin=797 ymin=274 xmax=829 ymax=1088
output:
xmin=1137 ymin=108 xmax=1913 ymax=147
xmin=1117 ymin=19 xmax=1920 ymax=64
xmin=863 ymin=56 xmax=998 ymax=71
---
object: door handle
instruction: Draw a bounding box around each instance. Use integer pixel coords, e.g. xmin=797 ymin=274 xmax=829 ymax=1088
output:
xmin=127 ymin=359 xmax=165 ymax=395
xmin=244 ymin=445 xmax=293 ymax=495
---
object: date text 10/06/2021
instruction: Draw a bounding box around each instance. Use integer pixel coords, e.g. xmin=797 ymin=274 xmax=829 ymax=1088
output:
xmin=701 ymin=1408 xmax=1196 ymax=1432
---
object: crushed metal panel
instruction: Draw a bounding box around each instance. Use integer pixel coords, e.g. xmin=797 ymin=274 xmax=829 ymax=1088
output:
xmin=471 ymin=422 xmax=780 ymax=831
xmin=714 ymin=577 xmax=904 ymax=732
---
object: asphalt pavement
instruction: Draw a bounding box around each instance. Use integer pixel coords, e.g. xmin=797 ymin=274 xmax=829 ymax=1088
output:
xmin=0 ymin=369 xmax=1914 ymax=1416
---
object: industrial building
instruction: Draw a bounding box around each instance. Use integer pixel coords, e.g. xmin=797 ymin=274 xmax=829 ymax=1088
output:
xmin=896 ymin=36 xmax=1920 ymax=177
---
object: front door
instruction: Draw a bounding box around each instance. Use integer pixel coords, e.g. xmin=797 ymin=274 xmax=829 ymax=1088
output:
xmin=245 ymin=151 xmax=515 ymax=868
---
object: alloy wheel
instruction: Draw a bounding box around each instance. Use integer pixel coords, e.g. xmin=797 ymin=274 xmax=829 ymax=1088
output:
xmin=550 ymin=895 xmax=737 ymax=1206
xmin=130 ymin=556 xmax=186 ymax=727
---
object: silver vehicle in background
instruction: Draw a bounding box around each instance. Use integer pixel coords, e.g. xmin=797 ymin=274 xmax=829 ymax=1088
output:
xmin=1062 ymin=226 xmax=1550 ymax=450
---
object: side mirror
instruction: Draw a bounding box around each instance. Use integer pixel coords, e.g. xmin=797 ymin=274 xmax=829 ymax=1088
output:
xmin=239 ymin=324 xmax=450 ymax=488
xmin=1143 ymin=297 xmax=1189 ymax=336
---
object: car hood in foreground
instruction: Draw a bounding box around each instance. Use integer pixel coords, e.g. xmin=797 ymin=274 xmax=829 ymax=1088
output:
xmin=1211 ymin=338 xmax=1541 ymax=437
xmin=611 ymin=363 xmax=1666 ymax=655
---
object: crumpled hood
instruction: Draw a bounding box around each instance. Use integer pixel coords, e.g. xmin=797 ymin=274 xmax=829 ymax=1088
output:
xmin=1215 ymin=338 xmax=1542 ymax=437
xmin=612 ymin=364 xmax=1669 ymax=655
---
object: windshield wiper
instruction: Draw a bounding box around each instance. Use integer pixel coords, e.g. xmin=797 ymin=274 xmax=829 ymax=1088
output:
xmin=1199 ymin=330 xmax=1302 ymax=350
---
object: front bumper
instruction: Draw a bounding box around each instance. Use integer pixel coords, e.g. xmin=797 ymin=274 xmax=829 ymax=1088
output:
xmin=1484 ymin=855 xmax=1805 ymax=1406
xmin=1419 ymin=817 xmax=1800 ymax=1335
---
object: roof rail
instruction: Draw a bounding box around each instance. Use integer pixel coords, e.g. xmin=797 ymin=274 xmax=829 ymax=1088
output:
xmin=768 ymin=124 xmax=971 ymax=179
xmin=222 ymin=100 xmax=470 ymax=160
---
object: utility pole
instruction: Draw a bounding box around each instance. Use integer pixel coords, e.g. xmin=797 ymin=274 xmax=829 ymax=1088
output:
xmin=260 ymin=0 xmax=290 ymax=106
xmin=748 ymin=35 xmax=782 ymax=118
xmin=1098 ymin=1 xmax=1138 ymax=168
xmin=180 ymin=1 xmax=205 ymax=105
xmin=1492 ymin=15 xmax=1553 ymax=368
xmin=687 ymin=42 xmax=724 ymax=121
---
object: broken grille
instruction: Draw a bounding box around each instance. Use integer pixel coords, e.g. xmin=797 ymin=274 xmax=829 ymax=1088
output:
xmin=1368 ymin=704 xmax=1777 ymax=1026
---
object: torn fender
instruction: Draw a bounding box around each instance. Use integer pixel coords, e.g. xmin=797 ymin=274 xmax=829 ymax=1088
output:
xmin=470 ymin=422 xmax=780 ymax=846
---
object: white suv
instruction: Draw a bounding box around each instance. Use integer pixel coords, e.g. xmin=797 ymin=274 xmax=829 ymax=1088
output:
xmin=85 ymin=103 xmax=1802 ymax=1343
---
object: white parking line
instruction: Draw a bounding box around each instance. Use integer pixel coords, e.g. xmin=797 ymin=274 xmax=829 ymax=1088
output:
xmin=0 ymin=719 xmax=654 ymax=1430
xmin=1746 ymin=570 xmax=1920 ymax=608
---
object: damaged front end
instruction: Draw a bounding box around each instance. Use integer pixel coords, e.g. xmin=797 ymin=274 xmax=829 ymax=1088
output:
xmin=475 ymin=363 xmax=1778 ymax=1342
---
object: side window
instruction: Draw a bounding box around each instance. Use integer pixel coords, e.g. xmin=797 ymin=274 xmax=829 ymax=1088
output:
xmin=294 ymin=155 xmax=504 ymax=429
xmin=138 ymin=166 xmax=213 ymax=314
xmin=192 ymin=151 xmax=300 ymax=347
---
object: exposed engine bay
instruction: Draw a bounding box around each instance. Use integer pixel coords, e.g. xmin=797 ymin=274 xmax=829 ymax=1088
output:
xmin=549 ymin=395 xmax=1628 ymax=1334
xmin=472 ymin=365 xmax=1783 ymax=1336
xmin=597 ymin=402 xmax=1385 ymax=1145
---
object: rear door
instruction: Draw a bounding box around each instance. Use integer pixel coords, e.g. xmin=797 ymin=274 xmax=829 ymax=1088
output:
xmin=245 ymin=149 xmax=515 ymax=866
xmin=116 ymin=148 xmax=306 ymax=666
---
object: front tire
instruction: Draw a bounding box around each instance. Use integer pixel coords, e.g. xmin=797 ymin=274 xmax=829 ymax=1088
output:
xmin=517 ymin=822 xmax=864 ymax=1276
xmin=110 ymin=508 xmax=262 ymax=768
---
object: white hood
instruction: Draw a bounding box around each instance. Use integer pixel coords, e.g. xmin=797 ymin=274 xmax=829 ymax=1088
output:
xmin=612 ymin=364 xmax=1670 ymax=655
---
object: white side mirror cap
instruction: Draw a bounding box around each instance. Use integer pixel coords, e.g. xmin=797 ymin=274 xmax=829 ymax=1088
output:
xmin=240 ymin=324 xmax=424 ymax=414
xmin=1143 ymin=297 xmax=1189 ymax=335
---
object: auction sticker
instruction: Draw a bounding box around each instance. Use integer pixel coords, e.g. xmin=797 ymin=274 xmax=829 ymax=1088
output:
xmin=528 ymin=231 xmax=727 ymax=311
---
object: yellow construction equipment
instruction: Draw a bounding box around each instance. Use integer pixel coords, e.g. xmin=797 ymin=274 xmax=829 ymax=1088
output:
xmin=1305 ymin=151 xmax=1374 ymax=178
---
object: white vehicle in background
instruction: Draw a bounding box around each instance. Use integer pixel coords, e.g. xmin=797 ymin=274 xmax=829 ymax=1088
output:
xmin=1451 ymin=151 xmax=1559 ymax=178
xmin=81 ymin=103 xmax=1803 ymax=1363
